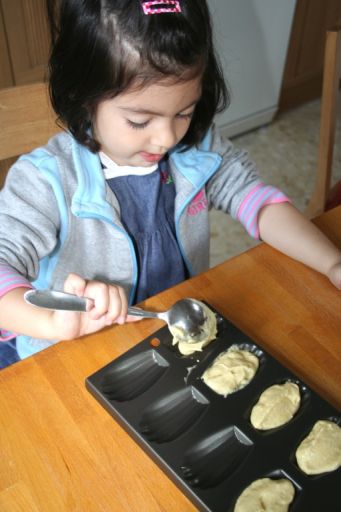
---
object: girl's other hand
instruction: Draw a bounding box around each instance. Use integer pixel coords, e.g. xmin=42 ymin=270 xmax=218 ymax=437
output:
xmin=51 ymin=273 xmax=140 ymax=340
xmin=328 ymin=261 xmax=341 ymax=290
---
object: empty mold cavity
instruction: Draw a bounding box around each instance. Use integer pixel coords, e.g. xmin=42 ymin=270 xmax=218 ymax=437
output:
xmin=181 ymin=426 xmax=253 ymax=488
xmin=140 ymin=386 xmax=209 ymax=443
xmin=100 ymin=350 xmax=169 ymax=401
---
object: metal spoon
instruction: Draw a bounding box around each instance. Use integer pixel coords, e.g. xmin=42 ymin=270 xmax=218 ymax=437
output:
xmin=23 ymin=290 xmax=211 ymax=344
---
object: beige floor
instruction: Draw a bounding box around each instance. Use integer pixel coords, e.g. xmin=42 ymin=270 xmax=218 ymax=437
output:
xmin=209 ymin=93 xmax=341 ymax=267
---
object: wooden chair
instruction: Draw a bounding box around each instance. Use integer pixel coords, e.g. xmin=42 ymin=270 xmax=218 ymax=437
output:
xmin=305 ymin=25 xmax=341 ymax=218
xmin=0 ymin=82 xmax=60 ymax=188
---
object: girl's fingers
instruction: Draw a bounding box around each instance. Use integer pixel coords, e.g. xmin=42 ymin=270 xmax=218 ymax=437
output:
xmin=105 ymin=285 xmax=128 ymax=324
xmin=126 ymin=314 xmax=143 ymax=323
xmin=62 ymin=275 xmax=131 ymax=326
xmin=84 ymin=281 xmax=111 ymax=319
xmin=84 ymin=281 xmax=128 ymax=323
xmin=63 ymin=272 xmax=87 ymax=296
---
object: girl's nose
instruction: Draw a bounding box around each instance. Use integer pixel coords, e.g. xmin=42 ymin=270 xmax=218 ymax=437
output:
xmin=151 ymin=122 xmax=178 ymax=151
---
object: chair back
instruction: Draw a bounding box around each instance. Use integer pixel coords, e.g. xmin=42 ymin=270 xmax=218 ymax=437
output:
xmin=305 ymin=24 xmax=341 ymax=217
xmin=0 ymin=82 xmax=60 ymax=187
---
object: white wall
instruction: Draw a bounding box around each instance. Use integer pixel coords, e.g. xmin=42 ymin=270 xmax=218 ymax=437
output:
xmin=208 ymin=0 xmax=296 ymax=137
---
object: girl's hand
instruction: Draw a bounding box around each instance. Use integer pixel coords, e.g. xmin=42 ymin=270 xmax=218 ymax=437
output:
xmin=50 ymin=273 xmax=139 ymax=340
xmin=328 ymin=261 xmax=341 ymax=290
xmin=258 ymin=203 xmax=341 ymax=290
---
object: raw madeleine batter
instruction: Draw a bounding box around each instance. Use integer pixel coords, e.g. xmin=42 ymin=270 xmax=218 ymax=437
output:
xmin=295 ymin=420 xmax=341 ymax=475
xmin=202 ymin=345 xmax=259 ymax=396
xmin=171 ymin=301 xmax=217 ymax=355
xmin=250 ymin=381 xmax=301 ymax=430
xmin=234 ymin=478 xmax=295 ymax=512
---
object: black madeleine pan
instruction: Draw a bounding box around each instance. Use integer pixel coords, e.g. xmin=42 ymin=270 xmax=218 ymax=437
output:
xmin=85 ymin=304 xmax=340 ymax=512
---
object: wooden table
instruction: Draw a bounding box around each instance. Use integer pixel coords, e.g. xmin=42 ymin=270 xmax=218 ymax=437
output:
xmin=0 ymin=207 xmax=340 ymax=512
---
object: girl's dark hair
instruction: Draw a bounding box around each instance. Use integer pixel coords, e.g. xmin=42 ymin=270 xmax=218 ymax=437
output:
xmin=46 ymin=0 xmax=229 ymax=152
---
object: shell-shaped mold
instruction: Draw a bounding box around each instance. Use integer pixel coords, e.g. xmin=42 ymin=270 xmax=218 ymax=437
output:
xmin=181 ymin=426 xmax=253 ymax=488
xmin=140 ymin=386 xmax=209 ymax=443
xmin=100 ymin=350 xmax=169 ymax=401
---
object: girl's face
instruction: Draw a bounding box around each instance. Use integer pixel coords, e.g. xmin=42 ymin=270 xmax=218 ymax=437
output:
xmin=93 ymin=77 xmax=202 ymax=167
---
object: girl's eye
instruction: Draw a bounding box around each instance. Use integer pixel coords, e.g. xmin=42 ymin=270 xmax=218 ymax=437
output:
xmin=126 ymin=119 xmax=150 ymax=130
xmin=177 ymin=112 xmax=194 ymax=120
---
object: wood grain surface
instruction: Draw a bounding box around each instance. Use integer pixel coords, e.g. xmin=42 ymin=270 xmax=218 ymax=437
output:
xmin=0 ymin=207 xmax=340 ymax=512
xmin=0 ymin=82 xmax=59 ymax=161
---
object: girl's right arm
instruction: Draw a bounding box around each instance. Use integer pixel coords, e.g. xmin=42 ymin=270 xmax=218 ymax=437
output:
xmin=0 ymin=155 xmax=130 ymax=341
xmin=0 ymin=287 xmax=57 ymax=340
xmin=0 ymin=273 xmax=138 ymax=342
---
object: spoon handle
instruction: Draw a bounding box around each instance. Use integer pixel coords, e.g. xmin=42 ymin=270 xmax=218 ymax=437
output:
xmin=24 ymin=289 xmax=91 ymax=312
xmin=127 ymin=306 xmax=160 ymax=319
xmin=24 ymin=289 xmax=164 ymax=320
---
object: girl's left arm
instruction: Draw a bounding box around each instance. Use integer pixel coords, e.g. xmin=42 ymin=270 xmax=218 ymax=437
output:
xmin=258 ymin=202 xmax=341 ymax=289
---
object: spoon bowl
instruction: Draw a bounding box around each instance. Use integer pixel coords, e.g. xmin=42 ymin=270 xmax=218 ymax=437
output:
xmin=24 ymin=290 xmax=213 ymax=344
xmin=128 ymin=298 xmax=211 ymax=343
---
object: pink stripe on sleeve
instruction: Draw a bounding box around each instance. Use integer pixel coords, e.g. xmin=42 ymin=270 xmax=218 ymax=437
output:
xmin=0 ymin=264 xmax=33 ymax=342
xmin=247 ymin=194 xmax=290 ymax=238
xmin=237 ymin=183 xmax=290 ymax=238
xmin=237 ymin=183 xmax=264 ymax=220
xmin=0 ymin=263 xmax=33 ymax=298
xmin=0 ymin=329 xmax=17 ymax=342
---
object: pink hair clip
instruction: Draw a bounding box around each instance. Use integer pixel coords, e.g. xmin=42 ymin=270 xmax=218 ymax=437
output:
xmin=142 ymin=1 xmax=182 ymax=15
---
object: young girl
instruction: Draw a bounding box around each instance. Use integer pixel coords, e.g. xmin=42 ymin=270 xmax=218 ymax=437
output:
xmin=0 ymin=0 xmax=340 ymax=368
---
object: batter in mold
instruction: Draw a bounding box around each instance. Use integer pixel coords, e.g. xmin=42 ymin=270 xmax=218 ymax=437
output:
xmin=171 ymin=301 xmax=217 ymax=355
xmin=295 ymin=419 xmax=341 ymax=475
xmin=202 ymin=345 xmax=259 ymax=396
xmin=250 ymin=381 xmax=301 ymax=430
xmin=233 ymin=477 xmax=295 ymax=512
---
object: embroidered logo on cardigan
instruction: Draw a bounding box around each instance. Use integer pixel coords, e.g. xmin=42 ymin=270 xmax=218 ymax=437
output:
xmin=160 ymin=170 xmax=173 ymax=184
xmin=187 ymin=190 xmax=208 ymax=216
